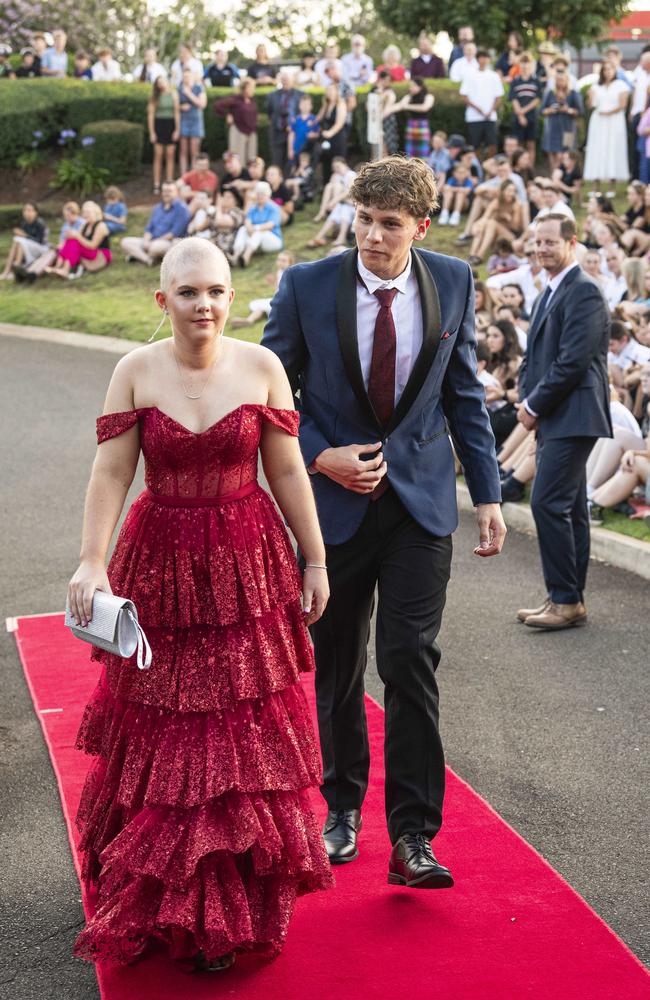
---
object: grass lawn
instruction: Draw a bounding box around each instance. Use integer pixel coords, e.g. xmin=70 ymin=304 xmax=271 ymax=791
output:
xmin=0 ymin=203 xmax=466 ymax=342
xmin=1 ymin=181 xmax=648 ymax=544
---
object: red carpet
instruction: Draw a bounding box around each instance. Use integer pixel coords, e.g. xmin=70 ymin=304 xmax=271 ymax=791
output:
xmin=11 ymin=612 xmax=650 ymax=999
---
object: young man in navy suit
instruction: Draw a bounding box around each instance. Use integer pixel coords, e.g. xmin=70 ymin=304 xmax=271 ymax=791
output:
xmin=262 ymin=156 xmax=505 ymax=887
xmin=515 ymin=214 xmax=611 ymax=630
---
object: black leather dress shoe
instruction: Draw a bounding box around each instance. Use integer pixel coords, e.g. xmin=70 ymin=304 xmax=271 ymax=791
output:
xmin=322 ymin=809 xmax=362 ymax=865
xmin=388 ymin=833 xmax=454 ymax=889
xmin=500 ymin=474 xmax=526 ymax=503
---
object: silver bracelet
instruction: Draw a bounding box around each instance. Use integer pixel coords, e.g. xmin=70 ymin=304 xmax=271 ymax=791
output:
xmin=305 ymin=563 xmax=327 ymax=570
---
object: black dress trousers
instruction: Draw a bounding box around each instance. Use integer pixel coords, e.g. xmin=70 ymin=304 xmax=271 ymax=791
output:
xmin=309 ymin=487 xmax=452 ymax=844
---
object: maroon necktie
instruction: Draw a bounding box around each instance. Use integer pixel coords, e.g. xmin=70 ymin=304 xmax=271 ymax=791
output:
xmin=367 ymin=287 xmax=398 ymax=426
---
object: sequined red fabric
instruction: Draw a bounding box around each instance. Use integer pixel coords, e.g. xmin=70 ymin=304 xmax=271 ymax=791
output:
xmin=74 ymin=404 xmax=333 ymax=966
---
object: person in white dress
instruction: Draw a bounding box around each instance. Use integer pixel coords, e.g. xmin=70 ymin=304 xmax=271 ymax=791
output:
xmin=584 ymin=60 xmax=630 ymax=185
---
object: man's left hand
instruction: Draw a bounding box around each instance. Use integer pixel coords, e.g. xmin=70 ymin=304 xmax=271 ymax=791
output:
xmin=474 ymin=503 xmax=507 ymax=558
xmin=516 ymin=403 xmax=538 ymax=432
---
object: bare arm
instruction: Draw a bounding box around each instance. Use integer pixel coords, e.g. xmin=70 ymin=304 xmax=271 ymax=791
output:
xmin=67 ymin=357 xmax=141 ymax=625
xmin=259 ymin=351 xmax=329 ymax=624
xmin=74 ymin=222 xmax=110 ymax=249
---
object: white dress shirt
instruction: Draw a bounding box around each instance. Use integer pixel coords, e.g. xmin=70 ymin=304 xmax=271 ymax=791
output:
xmin=91 ymin=59 xmax=122 ymax=82
xmin=523 ymin=262 xmax=579 ymax=416
xmin=486 ymin=263 xmax=547 ymax=313
xmin=357 ymin=254 xmax=423 ymax=407
xmin=632 ymin=67 xmax=650 ymax=117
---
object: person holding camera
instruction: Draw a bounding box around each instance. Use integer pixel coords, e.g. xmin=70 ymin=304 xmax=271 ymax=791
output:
xmin=540 ymin=66 xmax=584 ymax=172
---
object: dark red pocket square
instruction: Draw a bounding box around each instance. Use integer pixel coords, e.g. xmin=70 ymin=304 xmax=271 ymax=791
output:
xmin=441 ymin=330 xmax=452 ymax=339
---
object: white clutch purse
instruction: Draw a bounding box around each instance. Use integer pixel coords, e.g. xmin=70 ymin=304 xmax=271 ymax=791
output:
xmin=64 ymin=590 xmax=152 ymax=670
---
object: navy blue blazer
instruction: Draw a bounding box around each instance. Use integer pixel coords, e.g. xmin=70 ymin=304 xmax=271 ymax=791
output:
xmin=521 ymin=265 xmax=612 ymax=440
xmin=262 ymin=248 xmax=501 ymax=545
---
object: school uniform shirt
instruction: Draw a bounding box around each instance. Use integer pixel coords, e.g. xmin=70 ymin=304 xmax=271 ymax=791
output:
xmin=204 ymin=62 xmax=240 ymax=87
xmin=509 ymin=76 xmax=541 ymax=115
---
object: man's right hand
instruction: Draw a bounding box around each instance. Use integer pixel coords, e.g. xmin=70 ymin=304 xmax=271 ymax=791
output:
xmin=313 ymin=443 xmax=387 ymax=494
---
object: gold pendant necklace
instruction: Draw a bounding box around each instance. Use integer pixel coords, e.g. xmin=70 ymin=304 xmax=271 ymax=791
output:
xmin=172 ymin=343 xmax=220 ymax=399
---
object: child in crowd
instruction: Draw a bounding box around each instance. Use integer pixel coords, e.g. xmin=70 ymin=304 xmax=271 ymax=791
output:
xmin=288 ymin=95 xmax=320 ymax=165
xmin=285 ymin=150 xmax=316 ymax=206
xmin=427 ymin=131 xmax=453 ymax=185
xmin=73 ymin=51 xmax=93 ymax=79
xmin=102 ymin=186 xmax=128 ymax=235
xmin=14 ymin=201 xmax=83 ymax=282
xmin=16 ymin=47 xmax=38 ymax=78
xmin=230 ymin=251 xmax=296 ymax=328
xmin=0 ymin=202 xmax=48 ymax=281
xmin=308 ymin=157 xmax=356 ymax=247
xmin=438 ymin=161 xmax=474 ymax=226
xmin=553 ymin=149 xmax=582 ymax=206
xmin=487 ymin=237 xmax=520 ymax=276
xmin=312 ymin=156 xmax=356 ymax=224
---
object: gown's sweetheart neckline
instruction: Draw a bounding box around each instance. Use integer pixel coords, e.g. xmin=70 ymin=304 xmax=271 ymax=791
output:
xmin=122 ymin=402 xmax=290 ymax=437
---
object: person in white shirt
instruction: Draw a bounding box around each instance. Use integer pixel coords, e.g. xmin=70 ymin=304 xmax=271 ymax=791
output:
xmin=608 ymin=321 xmax=650 ymax=371
xmin=459 ymin=50 xmax=504 ymax=158
xmin=487 ymin=239 xmax=548 ymax=313
xmin=170 ymin=43 xmax=203 ymax=87
xmin=531 ymin=181 xmax=575 ymax=226
xmin=315 ymin=40 xmax=344 ymax=87
xmin=341 ymin=35 xmax=373 ymax=90
xmin=91 ymin=48 xmax=121 ymax=82
xmin=603 ymin=247 xmax=628 ymax=310
xmin=449 ymin=42 xmax=478 ymax=84
xmin=133 ymin=48 xmax=167 ymax=84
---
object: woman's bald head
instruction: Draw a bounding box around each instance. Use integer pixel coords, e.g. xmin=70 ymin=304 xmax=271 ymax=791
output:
xmin=159 ymin=237 xmax=231 ymax=294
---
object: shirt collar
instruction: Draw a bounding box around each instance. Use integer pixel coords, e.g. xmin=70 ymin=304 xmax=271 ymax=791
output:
xmin=357 ymin=252 xmax=412 ymax=295
xmin=546 ymin=261 xmax=579 ymax=294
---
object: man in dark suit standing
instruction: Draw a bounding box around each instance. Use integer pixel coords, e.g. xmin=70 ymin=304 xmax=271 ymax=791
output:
xmin=266 ymin=71 xmax=302 ymax=171
xmin=516 ymin=214 xmax=611 ymax=630
xmin=262 ymin=157 xmax=505 ymax=888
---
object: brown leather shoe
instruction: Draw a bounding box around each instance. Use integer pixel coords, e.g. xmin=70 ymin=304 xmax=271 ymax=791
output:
xmin=388 ymin=834 xmax=454 ymax=889
xmin=516 ymin=597 xmax=551 ymax=623
xmin=524 ymin=601 xmax=587 ymax=630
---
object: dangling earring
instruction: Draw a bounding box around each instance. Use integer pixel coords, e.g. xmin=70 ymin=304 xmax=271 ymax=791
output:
xmin=148 ymin=308 xmax=168 ymax=343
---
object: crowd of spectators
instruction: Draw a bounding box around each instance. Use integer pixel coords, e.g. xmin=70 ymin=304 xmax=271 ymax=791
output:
xmin=2 ymin=26 xmax=650 ymax=528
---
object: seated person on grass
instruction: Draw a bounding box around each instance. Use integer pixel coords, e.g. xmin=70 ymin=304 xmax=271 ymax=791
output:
xmin=120 ymin=182 xmax=190 ymax=265
xmin=266 ymin=165 xmax=295 ymax=226
xmin=177 ymin=152 xmax=218 ymax=214
xmin=313 ymin=156 xmax=356 ymax=222
xmin=231 ymin=251 xmax=295 ymax=328
xmin=285 ymin=150 xmax=316 ymax=207
xmin=14 ymin=201 xmax=82 ymax=282
xmin=102 ymin=186 xmax=128 ymax=235
xmin=438 ymin=161 xmax=474 ymax=226
xmin=44 ymin=201 xmax=111 ymax=280
xmin=0 ymin=202 xmax=48 ymax=281
xmin=230 ymin=181 xmax=283 ymax=268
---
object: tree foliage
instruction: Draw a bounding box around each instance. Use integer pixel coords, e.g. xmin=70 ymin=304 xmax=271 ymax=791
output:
xmin=372 ymin=0 xmax=632 ymax=51
xmin=0 ymin=0 xmax=224 ymax=64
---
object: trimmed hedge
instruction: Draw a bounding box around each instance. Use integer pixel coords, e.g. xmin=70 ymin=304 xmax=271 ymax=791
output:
xmin=0 ymin=78 xmax=477 ymax=172
xmin=80 ymin=120 xmax=144 ymax=183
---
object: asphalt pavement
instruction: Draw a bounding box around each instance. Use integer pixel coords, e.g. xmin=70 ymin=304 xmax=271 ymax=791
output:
xmin=0 ymin=334 xmax=648 ymax=1000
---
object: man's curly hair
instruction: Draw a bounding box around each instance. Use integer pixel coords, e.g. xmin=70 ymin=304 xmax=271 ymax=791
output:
xmin=349 ymin=155 xmax=439 ymax=218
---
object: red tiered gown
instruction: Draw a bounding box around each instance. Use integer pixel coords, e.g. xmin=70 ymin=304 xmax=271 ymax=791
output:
xmin=73 ymin=403 xmax=333 ymax=965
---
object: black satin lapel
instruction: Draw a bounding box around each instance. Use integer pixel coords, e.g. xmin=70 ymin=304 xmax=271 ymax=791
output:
xmin=386 ymin=249 xmax=442 ymax=435
xmin=335 ymin=249 xmax=380 ymax=429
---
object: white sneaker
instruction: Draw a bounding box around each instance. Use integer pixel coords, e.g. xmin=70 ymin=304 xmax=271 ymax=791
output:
xmin=449 ymin=210 xmax=461 ymax=226
xmin=438 ymin=209 xmax=449 ymax=225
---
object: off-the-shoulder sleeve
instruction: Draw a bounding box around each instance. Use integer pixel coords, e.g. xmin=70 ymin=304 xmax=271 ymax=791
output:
xmin=96 ymin=409 xmax=140 ymax=444
xmin=258 ymin=406 xmax=300 ymax=437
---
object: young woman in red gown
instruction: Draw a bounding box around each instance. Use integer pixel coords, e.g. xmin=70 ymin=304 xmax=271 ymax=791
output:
xmin=67 ymin=238 xmax=332 ymax=971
